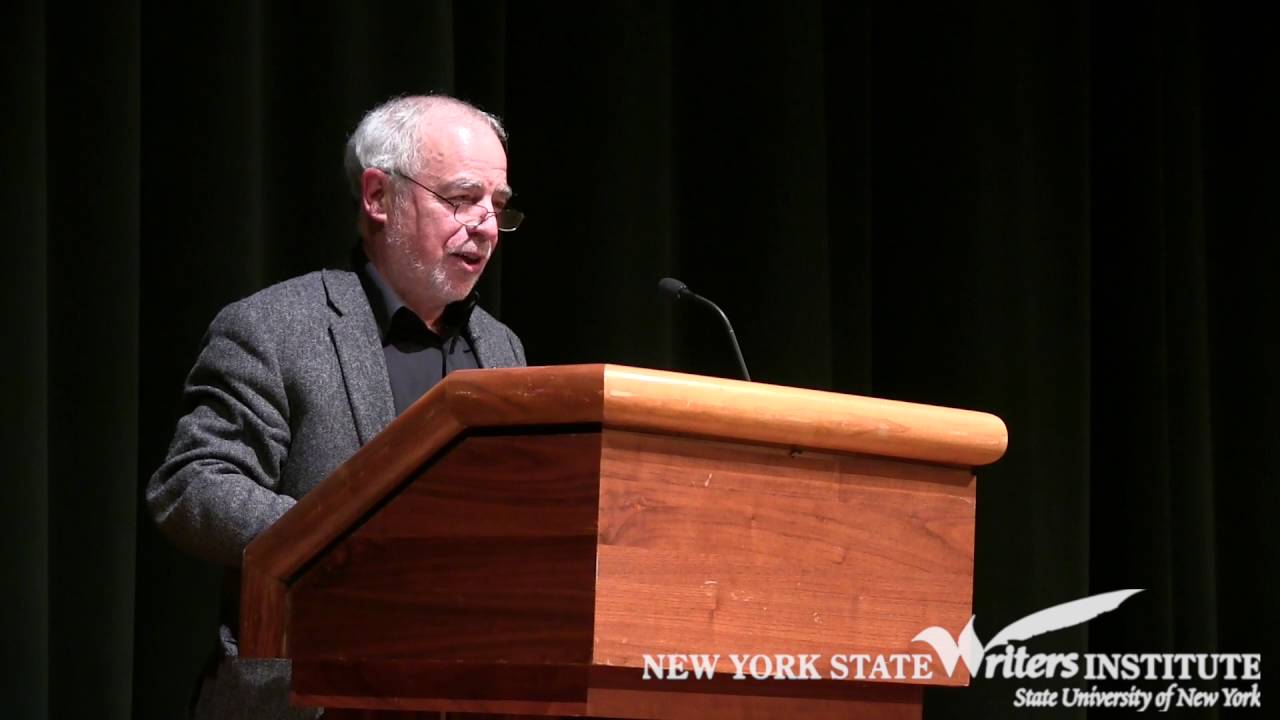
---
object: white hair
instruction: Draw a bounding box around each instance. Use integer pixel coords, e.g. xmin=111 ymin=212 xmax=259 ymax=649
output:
xmin=343 ymin=94 xmax=508 ymax=199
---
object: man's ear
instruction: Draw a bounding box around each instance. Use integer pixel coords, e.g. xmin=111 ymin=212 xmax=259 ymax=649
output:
xmin=361 ymin=167 xmax=392 ymax=226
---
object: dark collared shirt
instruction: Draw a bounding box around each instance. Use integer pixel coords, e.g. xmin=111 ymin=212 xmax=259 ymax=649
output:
xmin=355 ymin=252 xmax=479 ymax=415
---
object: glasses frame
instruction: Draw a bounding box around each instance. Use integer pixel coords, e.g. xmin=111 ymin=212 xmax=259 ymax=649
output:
xmin=385 ymin=169 xmax=524 ymax=232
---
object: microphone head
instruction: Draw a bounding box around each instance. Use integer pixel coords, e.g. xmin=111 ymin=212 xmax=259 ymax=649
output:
xmin=658 ymin=277 xmax=690 ymax=298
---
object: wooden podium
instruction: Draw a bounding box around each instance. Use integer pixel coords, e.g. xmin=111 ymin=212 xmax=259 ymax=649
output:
xmin=240 ymin=365 xmax=1007 ymax=719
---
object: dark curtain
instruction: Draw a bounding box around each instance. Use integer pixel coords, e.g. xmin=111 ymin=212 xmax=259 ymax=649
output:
xmin=5 ymin=1 xmax=1276 ymax=718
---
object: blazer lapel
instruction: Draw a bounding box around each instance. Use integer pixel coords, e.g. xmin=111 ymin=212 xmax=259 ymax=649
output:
xmin=322 ymin=269 xmax=395 ymax=445
xmin=465 ymin=320 xmax=490 ymax=369
xmin=465 ymin=307 xmax=514 ymax=369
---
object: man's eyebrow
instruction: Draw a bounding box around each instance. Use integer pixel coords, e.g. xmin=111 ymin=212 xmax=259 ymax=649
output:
xmin=439 ymin=178 xmax=513 ymax=200
xmin=439 ymin=178 xmax=486 ymax=193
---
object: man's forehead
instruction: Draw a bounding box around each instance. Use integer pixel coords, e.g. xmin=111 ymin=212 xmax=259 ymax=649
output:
xmin=418 ymin=113 xmax=504 ymax=155
xmin=416 ymin=116 xmax=507 ymax=181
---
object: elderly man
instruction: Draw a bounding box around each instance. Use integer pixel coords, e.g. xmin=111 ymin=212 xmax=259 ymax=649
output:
xmin=148 ymin=95 xmax=526 ymax=719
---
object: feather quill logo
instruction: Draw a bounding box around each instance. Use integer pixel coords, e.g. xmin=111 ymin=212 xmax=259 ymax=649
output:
xmin=912 ymin=589 xmax=1144 ymax=678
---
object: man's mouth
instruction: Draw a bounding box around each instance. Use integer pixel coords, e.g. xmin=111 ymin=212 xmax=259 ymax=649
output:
xmin=450 ymin=250 xmax=487 ymax=271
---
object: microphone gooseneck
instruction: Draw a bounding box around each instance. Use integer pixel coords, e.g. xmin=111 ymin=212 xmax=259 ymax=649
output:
xmin=657 ymin=277 xmax=751 ymax=382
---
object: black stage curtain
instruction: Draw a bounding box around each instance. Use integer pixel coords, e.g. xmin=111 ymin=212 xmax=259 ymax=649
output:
xmin=4 ymin=1 xmax=1276 ymax=718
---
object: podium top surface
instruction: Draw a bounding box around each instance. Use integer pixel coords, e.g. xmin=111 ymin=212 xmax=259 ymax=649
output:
xmin=244 ymin=364 xmax=1006 ymax=585
xmin=440 ymin=364 xmax=1008 ymax=467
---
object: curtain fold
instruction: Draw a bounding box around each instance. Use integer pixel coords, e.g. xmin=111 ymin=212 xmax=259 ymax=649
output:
xmin=8 ymin=1 xmax=1275 ymax=717
xmin=2 ymin=2 xmax=50 ymax=718
xmin=42 ymin=2 xmax=141 ymax=719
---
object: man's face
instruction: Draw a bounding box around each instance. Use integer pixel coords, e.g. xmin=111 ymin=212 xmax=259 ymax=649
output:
xmin=383 ymin=115 xmax=511 ymax=308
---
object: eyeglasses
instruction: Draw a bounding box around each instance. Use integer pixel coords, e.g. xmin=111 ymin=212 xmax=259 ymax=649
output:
xmin=387 ymin=169 xmax=524 ymax=232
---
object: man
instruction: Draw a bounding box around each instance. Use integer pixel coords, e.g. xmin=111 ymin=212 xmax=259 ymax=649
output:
xmin=147 ymin=94 xmax=526 ymax=719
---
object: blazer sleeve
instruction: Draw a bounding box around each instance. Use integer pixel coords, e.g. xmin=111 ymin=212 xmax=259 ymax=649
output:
xmin=147 ymin=299 xmax=296 ymax=567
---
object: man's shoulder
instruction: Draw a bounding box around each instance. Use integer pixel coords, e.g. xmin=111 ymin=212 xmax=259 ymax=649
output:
xmin=231 ymin=270 xmax=359 ymax=311
xmin=206 ymin=269 xmax=366 ymax=338
xmin=216 ymin=270 xmax=362 ymax=325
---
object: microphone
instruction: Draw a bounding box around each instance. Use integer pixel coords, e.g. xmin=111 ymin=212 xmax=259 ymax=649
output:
xmin=658 ymin=277 xmax=751 ymax=382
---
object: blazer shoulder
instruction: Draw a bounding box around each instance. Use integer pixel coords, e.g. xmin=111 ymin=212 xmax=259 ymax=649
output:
xmin=218 ymin=271 xmax=324 ymax=314
xmin=211 ymin=270 xmax=359 ymax=330
xmin=202 ymin=270 xmax=366 ymax=353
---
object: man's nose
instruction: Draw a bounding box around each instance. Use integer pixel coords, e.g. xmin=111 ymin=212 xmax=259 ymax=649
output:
xmin=469 ymin=209 xmax=501 ymax=237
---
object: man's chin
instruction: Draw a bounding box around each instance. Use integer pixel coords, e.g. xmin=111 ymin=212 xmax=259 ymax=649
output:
xmin=425 ymin=263 xmax=484 ymax=305
xmin=439 ymin=277 xmax=481 ymax=303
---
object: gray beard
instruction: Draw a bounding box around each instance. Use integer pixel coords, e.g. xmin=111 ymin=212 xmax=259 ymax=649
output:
xmin=385 ymin=220 xmax=476 ymax=305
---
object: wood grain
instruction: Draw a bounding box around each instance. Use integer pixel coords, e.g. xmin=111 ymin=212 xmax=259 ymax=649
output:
xmin=602 ymin=365 xmax=1007 ymax=467
xmin=286 ymin=433 xmax=602 ymax=703
xmin=292 ymin=658 xmax=591 ymax=707
xmin=320 ymin=704 xmax=588 ymax=718
xmin=243 ymin=387 xmax=464 ymax=588
xmin=585 ymin=686 xmax=921 ymax=720
xmin=238 ymin=570 xmax=286 ymax=657
xmin=242 ymin=365 xmax=606 ymax=653
xmin=235 ymin=364 xmax=1004 ymax=718
xmin=444 ymin=364 xmax=605 ymax=428
xmin=309 ymin=673 xmax=922 ymax=720
xmin=593 ymin=430 xmax=975 ymax=686
xmin=304 ymin=663 xmax=925 ymax=719
xmin=244 ymin=365 xmax=1006 ymax=657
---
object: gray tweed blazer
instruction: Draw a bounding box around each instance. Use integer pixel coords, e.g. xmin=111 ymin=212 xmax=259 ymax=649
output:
xmin=149 ymin=268 xmax=525 ymax=567
xmin=147 ymin=269 xmax=525 ymax=719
